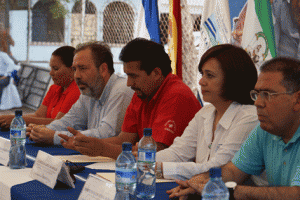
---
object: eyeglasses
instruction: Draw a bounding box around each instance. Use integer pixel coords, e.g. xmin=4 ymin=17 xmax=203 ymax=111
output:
xmin=250 ymin=90 xmax=293 ymax=101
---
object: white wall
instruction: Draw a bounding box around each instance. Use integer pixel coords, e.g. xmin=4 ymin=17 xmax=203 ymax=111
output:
xmin=10 ymin=10 xmax=28 ymax=61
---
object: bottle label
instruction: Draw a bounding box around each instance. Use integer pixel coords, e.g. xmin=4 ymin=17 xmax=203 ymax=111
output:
xmin=138 ymin=151 xmax=156 ymax=162
xmin=10 ymin=130 xmax=24 ymax=137
xmin=115 ymin=169 xmax=137 ymax=185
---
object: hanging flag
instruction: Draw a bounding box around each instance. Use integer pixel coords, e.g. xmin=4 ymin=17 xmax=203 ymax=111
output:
xmin=241 ymin=0 xmax=276 ymax=67
xmin=231 ymin=2 xmax=248 ymax=47
xmin=181 ymin=0 xmax=199 ymax=95
xmin=228 ymin=0 xmax=248 ymax=28
xmin=134 ymin=0 xmax=160 ymax=44
xmin=198 ymin=0 xmax=232 ymax=59
xmin=168 ymin=0 xmax=182 ymax=78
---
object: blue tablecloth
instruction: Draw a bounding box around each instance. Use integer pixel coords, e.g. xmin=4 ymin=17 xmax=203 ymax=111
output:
xmin=0 ymin=131 xmax=80 ymax=168
xmin=0 ymin=131 xmax=179 ymax=199
xmin=11 ymin=180 xmax=178 ymax=200
xmin=11 ymin=180 xmax=86 ymax=200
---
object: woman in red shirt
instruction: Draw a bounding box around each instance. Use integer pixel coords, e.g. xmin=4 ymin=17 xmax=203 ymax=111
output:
xmin=0 ymin=46 xmax=80 ymax=127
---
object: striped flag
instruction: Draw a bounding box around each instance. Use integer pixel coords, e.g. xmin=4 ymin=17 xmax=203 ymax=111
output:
xmin=168 ymin=0 xmax=182 ymax=78
xmin=134 ymin=0 xmax=160 ymax=44
xmin=241 ymin=0 xmax=276 ymax=67
xmin=198 ymin=0 xmax=232 ymax=59
xmin=196 ymin=0 xmax=231 ymax=105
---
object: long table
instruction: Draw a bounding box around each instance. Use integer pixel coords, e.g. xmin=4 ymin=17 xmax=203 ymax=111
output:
xmin=0 ymin=131 xmax=178 ymax=199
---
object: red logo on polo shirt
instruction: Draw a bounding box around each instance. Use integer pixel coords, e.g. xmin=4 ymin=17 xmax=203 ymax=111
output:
xmin=164 ymin=120 xmax=176 ymax=134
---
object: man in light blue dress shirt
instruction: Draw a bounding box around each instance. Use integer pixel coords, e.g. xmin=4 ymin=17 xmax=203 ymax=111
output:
xmin=27 ymin=42 xmax=134 ymax=145
xmin=168 ymin=57 xmax=300 ymax=200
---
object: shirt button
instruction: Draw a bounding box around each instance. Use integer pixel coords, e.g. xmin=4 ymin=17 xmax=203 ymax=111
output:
xmin=283 ymin=162 xmax=286 ymax=165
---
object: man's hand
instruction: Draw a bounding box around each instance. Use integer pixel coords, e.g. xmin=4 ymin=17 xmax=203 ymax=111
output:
xmin=0 ymin=115 xmax=14 ymax=128
xmin=59 ymin=127 xmax=84 ymax=150
xmin=29 ymin=125 xmax=55 ymax=145
xmin=70 ymin=134 xmax=104 ymax=157
xmin=26 ymin=123 xmax=35 ymax=137
xmin=167 ymin=180 xmax=196 ymax=199
xmin=132 ymin=142 xmax=139 ymax=159
xmin=188 ymin=173 xmax=210 ymax=186
xmin=187 ymin=180 xmax=205 ymax=196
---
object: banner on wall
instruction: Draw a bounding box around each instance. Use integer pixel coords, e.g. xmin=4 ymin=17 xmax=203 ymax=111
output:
xmin=241 ymin=0 xmax=276 ymax=67
xmin=134 ymin=0 xmax=161 ymax=44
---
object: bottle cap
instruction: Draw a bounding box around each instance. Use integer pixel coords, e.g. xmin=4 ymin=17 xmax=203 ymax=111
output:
xmin=15 ymin=110 xmax=22 ymax=116
xmin=209 ymin=167 xmax=221 ymax=178
xmin=143 ymin=128 xmax=152 ymax=136
xmin=122 ymin=142 xmax=132 ymax=151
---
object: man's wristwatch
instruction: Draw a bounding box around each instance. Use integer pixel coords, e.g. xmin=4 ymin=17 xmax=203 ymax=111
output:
xmin=155 ymin=162 xmax=163 ymax=179
xmin=225 ymin=181 xmax=237 ymax=200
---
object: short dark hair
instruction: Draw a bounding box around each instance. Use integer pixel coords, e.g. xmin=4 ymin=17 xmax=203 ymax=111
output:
xmin=119 ymin=38 xmax=172 ymax=77
xmin=52 ymin=46 xmax=75 ymax=68
xmin=75 ymin=41 xmax=114 ymax=74
xmin=198 ymin=44 xmax=258 ymax=105
xmin=260 ymin=57 xmax=300 ymax=92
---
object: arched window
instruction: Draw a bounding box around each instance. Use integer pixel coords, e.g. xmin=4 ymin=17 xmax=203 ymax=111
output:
xmin=72 ymin=0 xmax=96 ymax=14
xmin=103 ymin=2 xmax=134 ymax=45
xmin=71 ymin=0 xmax=97 ymax=48
xmin=32 ymin=0 xmax=64 ymax=43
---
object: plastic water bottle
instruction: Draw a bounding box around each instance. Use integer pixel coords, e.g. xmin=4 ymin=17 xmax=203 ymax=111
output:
xmin=9 ymin=110 xmax=26 ymax=169
xmin=115 ymin=142 xmax=137 ymax=197
xmin=136 ymin=128 xmax=157 ymax=199
xmin=202 ymin=167 xmax=229 ymax=200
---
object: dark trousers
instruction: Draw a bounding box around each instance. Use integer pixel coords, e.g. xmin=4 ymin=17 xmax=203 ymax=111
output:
xmin=0 ymin=76 xmax=10 ymax=103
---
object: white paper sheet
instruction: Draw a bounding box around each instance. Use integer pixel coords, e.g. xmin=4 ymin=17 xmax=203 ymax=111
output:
xmin=97 ymin=173 xmax=175 ymax=183
xmin=86 ymin=162 xmax=116 ymax=170
xmin=54 ymin=155 xmax=114 ymax=163
xmin=78 ymin=174 xmax=116 ymax=200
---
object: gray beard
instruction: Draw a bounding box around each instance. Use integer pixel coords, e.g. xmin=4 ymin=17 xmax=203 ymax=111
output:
xmin=80 ymin=88 xmax=97 ymax=99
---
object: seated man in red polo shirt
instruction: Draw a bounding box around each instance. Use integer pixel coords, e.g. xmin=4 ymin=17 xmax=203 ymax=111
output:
xmin=60 ymin=38 xmax=201 ymax=159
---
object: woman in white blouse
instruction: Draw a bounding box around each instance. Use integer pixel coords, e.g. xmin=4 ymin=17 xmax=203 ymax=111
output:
xmin=156 ymin=44 xmax=259 ymax=180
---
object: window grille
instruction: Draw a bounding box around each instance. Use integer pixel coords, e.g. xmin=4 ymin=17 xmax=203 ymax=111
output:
xmin=103 ymin=1 xmax=134 ymax=46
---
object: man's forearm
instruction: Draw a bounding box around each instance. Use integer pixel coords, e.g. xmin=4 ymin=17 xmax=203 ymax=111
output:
xmin=221 ymin=162 xmax=249 ymax=185
xmin=80 ymin=132 xmax=139 ymax=160
xmin=95 ymin=139 xmax=123 ymax=160
xmin=23 ymin=116 xmax=54 ymax=126
xmin=102 ymin=132 xmax=139 ymax=146
xmin=101 ymin=135 xmax=126 ymax=145
xmin=234 ymin=185 xmax=300 ymax=200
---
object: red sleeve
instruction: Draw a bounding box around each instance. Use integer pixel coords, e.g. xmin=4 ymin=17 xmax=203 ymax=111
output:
xmin=42 ymin=85 xmax=57 ymax=107
xmin=59 ymin=86 xmax=81 ymax=114
xmin=121 ymin=94 xmax=139 ymax=133
xmin=152 ymin=91 xmax=201 ymax=147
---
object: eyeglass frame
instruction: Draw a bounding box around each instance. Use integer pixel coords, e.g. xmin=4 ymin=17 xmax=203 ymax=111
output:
xmin=250 ymin=90 xmax=294 ymax=101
